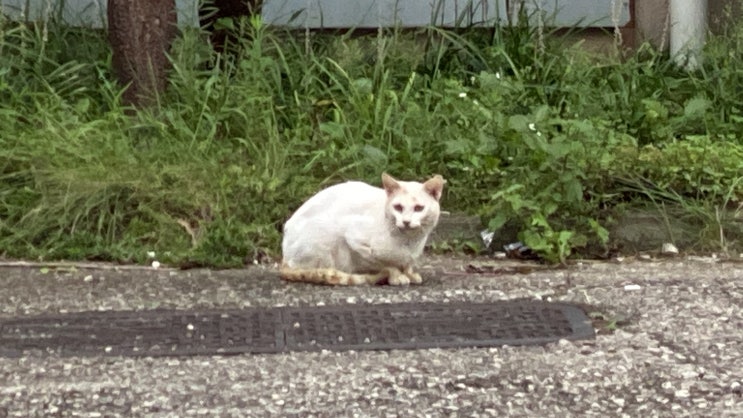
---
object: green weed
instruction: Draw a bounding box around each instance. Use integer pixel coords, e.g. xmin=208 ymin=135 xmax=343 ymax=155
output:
xmin=1 ymin=10 xmax=743 ymax=266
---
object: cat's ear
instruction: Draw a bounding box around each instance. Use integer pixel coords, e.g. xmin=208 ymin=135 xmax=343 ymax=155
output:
xmin=381 ymin=173 xmax=401 ymax=195
xmin=423 ymin=175 xmax=445 ymax=201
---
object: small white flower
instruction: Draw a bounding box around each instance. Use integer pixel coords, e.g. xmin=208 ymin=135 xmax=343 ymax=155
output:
xmin=458 ymin=92 xmax=467 ymax=98
xmin=146 ymin=251 xmax=156 ymax=258
xmin=536 ymin=131 xmax=542 ymax=136
xmin=472 ymin=99 xmax=480 ymax=106
xmin=495 ymin=72 xmax=501 ymax=79
xmin=151 ymin=260 xmax=161 ymax=269
xmin=528 ymin=123 xmax=537 ymax=131
xmin=470 ymin=76 xmax=476 ymax=84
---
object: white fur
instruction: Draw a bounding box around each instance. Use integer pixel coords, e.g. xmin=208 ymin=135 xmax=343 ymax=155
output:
xmin=282 ymin=174 xmax=444 ymax=285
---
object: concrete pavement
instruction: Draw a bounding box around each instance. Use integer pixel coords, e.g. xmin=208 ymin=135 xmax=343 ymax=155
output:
xmin=0 ymin=256 xmax=741 ymax=417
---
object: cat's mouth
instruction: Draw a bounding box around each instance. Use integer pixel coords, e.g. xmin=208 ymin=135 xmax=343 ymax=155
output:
xmin=397 ymin=224 xmax=420 ymax=233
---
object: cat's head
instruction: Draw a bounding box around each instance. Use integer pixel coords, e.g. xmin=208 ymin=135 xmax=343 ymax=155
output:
xmin=382 ymin=173 xmax=445 ymax=233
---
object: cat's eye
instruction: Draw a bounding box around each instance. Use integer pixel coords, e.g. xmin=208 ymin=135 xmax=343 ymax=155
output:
xmin=413 ymin=204 xmax=425 ymax=212
xmin=393 ymin=204 xmax=404 ymax=212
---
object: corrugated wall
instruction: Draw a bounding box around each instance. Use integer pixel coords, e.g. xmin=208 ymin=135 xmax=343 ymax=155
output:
xmin=1 ymin=0 xmax=630 ymax=29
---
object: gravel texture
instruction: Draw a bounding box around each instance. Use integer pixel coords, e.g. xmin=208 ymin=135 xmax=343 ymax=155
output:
xmin=0 ymin=256 xmax=741 ymax=417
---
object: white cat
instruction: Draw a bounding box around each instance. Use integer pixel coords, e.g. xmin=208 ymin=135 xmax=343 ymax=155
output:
xmin=280 ymin=173 xmax=445 ymax=285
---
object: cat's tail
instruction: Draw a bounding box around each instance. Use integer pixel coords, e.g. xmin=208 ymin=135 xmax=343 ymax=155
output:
xmin=279 ymin=265 xmax=385 ymax=285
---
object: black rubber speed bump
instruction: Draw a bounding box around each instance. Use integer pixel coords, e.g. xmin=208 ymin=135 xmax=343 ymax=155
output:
xmin=0 ymin=301 xmax=594 ymax=357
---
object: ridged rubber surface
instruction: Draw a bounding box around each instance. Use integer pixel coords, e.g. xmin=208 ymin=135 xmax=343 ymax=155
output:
xmin=0 ymin=301 xmax=594 ymax=357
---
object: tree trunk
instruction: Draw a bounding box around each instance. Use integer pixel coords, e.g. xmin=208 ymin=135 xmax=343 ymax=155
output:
xmin=108 ymin=0 xmax=178 ymax=107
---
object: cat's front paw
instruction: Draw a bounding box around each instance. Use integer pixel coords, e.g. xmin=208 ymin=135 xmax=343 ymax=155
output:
xmin=388 ymin=275 xmax=410 ymax=286
xmin=386 ymin=268 xmax=411 ymax=286
xmin=403 ymin=267 xmax=423 ymax=284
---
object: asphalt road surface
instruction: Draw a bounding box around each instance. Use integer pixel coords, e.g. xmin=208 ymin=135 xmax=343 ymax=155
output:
xmin=0 ymin=256 xmax=741 ymax=417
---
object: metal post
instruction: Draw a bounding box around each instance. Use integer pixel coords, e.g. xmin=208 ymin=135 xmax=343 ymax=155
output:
xmin=670 ymin=0 xmax=707 ymax=70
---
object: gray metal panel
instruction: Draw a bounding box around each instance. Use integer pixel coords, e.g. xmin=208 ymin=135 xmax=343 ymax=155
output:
xmin=517 ymin=0 xmax=631 ymax=27
xmin=0 ymin=0 xmax=198 ymax=28
xmin=1 ymin=0 xmax=102 ymax=26
xmin=261 ymin=0 xmax=509 ymax=28
xmin=0 ymin=0 xmax=629 ymax=28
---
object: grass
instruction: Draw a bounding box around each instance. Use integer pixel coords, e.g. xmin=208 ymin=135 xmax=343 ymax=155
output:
xmin=1 ymin=9 xmax=743 ymax=266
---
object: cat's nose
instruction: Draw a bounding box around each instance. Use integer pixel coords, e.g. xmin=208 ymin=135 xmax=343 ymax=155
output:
xmin=402 ymin=220 xmax=411 ymax=228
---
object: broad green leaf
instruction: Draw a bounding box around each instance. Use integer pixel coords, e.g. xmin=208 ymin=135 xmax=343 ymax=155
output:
xmin=361 ymin=145 xmax=388 ymax=165
xmin=684 ymin=97 xmax=711 ymax=119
